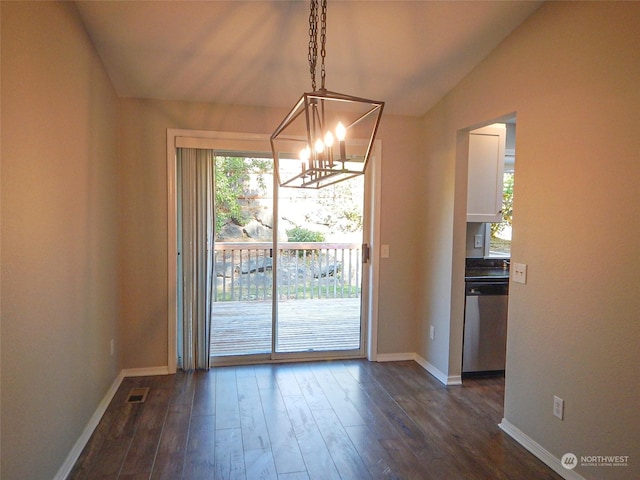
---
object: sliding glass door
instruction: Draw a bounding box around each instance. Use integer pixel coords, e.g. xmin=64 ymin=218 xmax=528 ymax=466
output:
xmin=177 ymin=147 xmax=368 ymax=364
xmin=274 ymin=177 xmax=365 ymax=356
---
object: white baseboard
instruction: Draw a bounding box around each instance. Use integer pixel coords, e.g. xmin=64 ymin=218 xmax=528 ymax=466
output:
xmin=376 ymin=352 xmax=414 ymax=362
xmin=122 ymin=365 xmax=171 ymax=377
xmin=376 ymin=352 xmax=462 ymax=386
xmin=53 ymin=371 xmax=125 ymax=480
xmin=499 ymin=418 xmax=586 ymax=480
xmin=54 ymin=366 xmax=171 ymax=479
xmin=413 ymin=353 xmax=462 ymax=386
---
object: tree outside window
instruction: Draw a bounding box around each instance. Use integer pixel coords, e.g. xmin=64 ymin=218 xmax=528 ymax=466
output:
xmin=489 ymin=172 xmax=514 ymax=256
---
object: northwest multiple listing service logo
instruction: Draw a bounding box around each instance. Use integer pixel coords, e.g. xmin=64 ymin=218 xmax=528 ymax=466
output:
xmin=561 ymin=453 xmax=578 ymax=470
xmin=562 ymin=452 xmax=629 ymax=470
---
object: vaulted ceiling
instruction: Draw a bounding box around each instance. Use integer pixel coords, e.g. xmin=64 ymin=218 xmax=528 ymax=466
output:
xmin=75 ymin=1 xmax=542 ymax=117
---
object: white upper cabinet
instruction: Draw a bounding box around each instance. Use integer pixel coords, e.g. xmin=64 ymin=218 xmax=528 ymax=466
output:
xmin=466 ymin=124 xmax=506 ymax=223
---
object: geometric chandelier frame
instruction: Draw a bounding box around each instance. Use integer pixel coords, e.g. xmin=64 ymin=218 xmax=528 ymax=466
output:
xmin=270 ymin=0 xmax=384 ymax=189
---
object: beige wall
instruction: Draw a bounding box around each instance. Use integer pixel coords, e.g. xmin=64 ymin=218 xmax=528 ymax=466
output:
xmin=118 ymin=98 xmax=423 ymax=368
xmin=419 ymin=2 xmax=639 ymax=478
xmin=1 ymin=2 xmax=120 ymax=478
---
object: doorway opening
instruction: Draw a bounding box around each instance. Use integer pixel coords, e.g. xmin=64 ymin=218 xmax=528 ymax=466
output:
xmin=458 ymin=115 xmax=516 ymax=393
xmin=167 ymin=130 xmax=381 ymax=370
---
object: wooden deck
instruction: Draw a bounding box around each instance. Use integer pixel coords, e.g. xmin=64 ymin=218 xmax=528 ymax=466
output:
xmin=210 ymin=297 xmax=362 ymax=356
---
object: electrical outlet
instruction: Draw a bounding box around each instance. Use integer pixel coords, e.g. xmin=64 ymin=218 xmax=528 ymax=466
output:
xmin=474 ymin=234 xmax=483 ymax=248
xmin=429 ymin=325 xmax=435 ymax=340
xmin=553 ymin=395 xmax=564 ymax=420
xmin=512 ymin=262 xmax=527 ymax=284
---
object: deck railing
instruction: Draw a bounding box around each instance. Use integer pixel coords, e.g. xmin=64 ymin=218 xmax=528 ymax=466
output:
xmin=213 ymin=242 xmax=362 ymax=302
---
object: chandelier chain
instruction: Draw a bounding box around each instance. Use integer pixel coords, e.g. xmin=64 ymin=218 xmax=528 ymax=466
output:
xmin=308 ymin=0 xmax=318 ymax=91
xmin=320 ymin=0 xmax=327 ymax=89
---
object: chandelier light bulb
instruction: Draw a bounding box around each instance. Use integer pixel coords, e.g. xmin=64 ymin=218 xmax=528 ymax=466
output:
xmin=335 ymin=122 xmax=346 ymax=141
xmin=324 ymin=131 xmax=334 ymax=147
xmin=314 ymin=138 xmax=325 ymax=153
xmin=300 ymin=145 xmax=311 ymax=162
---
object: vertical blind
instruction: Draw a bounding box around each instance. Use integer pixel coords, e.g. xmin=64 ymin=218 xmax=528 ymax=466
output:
xmin=177 ymin=148 xmax=214 ymax=370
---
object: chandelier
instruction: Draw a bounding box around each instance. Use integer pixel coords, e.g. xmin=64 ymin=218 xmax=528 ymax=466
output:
xmin=270 ymin=0 xmax=384 ymax=189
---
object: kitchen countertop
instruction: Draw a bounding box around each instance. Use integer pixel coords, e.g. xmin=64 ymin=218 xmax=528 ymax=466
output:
xmin=465 ymin=267 xmax=510 ymax=281
xmin=465 ymin=258 xmax=510 ymax=281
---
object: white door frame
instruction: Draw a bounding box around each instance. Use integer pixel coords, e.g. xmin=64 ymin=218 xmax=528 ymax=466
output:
xmin=166 ymin=129 xmax=381 ymax=372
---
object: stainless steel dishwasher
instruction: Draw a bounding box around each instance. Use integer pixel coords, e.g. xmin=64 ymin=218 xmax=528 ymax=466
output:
xmin=462 ymin=280 xmax=508 ymax=374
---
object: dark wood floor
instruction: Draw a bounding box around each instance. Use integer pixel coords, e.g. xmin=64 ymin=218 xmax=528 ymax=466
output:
xmin=69 ymin=360 xmax=561 ymax=480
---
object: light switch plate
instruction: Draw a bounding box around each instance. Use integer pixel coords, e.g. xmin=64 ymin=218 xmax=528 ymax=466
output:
xmin=553 ymin=395 xmax=564 ymax=420
xmin=512 ymin=262 xmax=527 ymax=284
xmin=381 ymin=244 xmax=390 ymax=258
xmin=474 ymin=234 xmax=483 ymax=248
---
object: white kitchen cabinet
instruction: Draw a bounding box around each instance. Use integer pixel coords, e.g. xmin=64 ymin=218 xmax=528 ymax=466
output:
xmin=466 ymin=124 xmax=506 ymax=223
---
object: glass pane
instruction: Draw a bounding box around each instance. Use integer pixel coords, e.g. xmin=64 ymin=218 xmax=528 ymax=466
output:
xmin=210 ymin=155 xmax=274 ymax=357
xmin=275 ymin=176 xmax=364 ymax=353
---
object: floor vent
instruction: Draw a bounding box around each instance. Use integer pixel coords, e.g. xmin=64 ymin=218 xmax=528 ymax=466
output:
xmin=126 ymin=387 xmax=150 ymax=404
